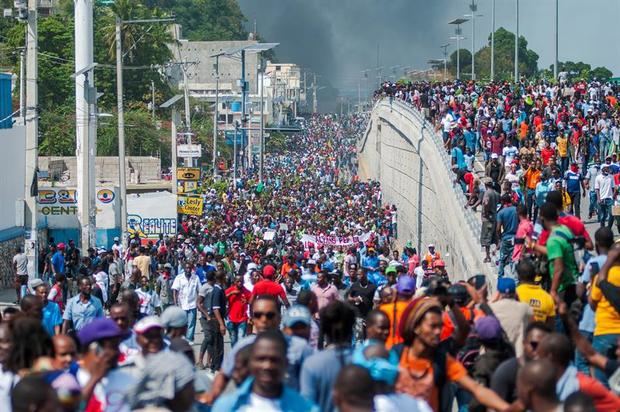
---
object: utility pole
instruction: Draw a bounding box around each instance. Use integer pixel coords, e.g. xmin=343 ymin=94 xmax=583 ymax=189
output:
xmin=75 ymin=0 xmax=96 ymax=252
xmin=491 ymin=0 xmax=496 ymax=81
xmin=240 ymin=49 xmax=247 ymax=174
xmin=115 ymin=16 xmax=128 ymax=248
xmin=171 ymin=107 xmax=178 ymax=194
xmin=312 ymin=73 xmax=317 ymax=114
xmin=554 ymin=0 xmax=559 ymax=80
xmin=212 ymin=54 xmax=219 ymax=177
xmin=514 ymin=0 xmax=519 ymax=82
xmin=182 ymin=61 xmax=192 ymax=167
xmin=19 ymin=44 xmax=25 ymax=123
xmin=151 ymin=80 xmax=155 ymax=121
xmin=24 ymin=0 xmax=38 ymax=277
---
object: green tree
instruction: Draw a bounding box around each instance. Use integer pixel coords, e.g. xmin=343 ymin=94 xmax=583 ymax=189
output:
xmin=473 ymin=27 xmax=539 ymax=81
xmin=145 ymin=0 xmax=247 ymax=41
xmin=591 ymin=66 xmax=613 ymax=81
xmin=448 ymin=49 xmax=472 ymax=78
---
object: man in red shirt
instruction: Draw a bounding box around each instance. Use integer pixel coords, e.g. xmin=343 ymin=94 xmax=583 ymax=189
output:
xmin=225 ymin=274 xmax=251 ymax=347
xmin=250 ymin=264 xmax=290 ymax=308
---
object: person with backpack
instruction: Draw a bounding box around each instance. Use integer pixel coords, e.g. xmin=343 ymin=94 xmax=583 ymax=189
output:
xmin=393 ymin=296 xmax=509 ymax=412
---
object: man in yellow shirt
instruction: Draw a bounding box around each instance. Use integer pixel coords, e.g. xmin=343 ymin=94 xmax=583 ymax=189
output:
xmin=589 ymin=241 xmax=620 ymax=386
xmin=516 ymin=259 xmax=555 ymax=329
xmin=556 ymin=132 xmax=569 ymax=174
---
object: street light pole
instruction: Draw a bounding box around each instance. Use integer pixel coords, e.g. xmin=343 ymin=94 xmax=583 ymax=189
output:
xmin=449 ymin=19 xmax=468 ymax=81
xmin=554 ymin=0 xmax=559 ymax=80
xmin=491 ymin=0 xmax=495 ymax=81
xmin=514 ymin=0 xmax=519 ymax=82
xmin=259 ymin=57 xmax=265 ymax=182
xmin=470 ymin=0 xmax=477 ymax=80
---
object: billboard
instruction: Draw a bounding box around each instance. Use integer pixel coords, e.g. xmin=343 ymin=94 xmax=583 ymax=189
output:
xmin=127 ymin=192 xmax=177 ymax=240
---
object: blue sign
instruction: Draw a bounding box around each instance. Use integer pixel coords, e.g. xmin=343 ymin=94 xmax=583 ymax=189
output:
xmin=225 ymin=130 xmax=247 ymax=146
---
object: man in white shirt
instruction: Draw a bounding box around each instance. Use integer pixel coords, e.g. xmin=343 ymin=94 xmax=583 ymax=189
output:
xmin=595 ymin=164 xmax=616 ymax=228
xmin=172 ymin=262 xmax=200 ymax=343
xmin=12 ymin=247 xmax=28 ymax=304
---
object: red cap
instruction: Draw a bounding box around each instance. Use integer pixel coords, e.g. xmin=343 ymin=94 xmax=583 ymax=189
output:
xmin=262 ymin=264 xmax=276 ymax=278
xmin=433 ymin=259 xmax=445 ymax=268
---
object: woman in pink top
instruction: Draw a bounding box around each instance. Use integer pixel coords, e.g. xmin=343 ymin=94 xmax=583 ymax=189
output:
xmin=512 ymin=204 xmax=533 ymax=262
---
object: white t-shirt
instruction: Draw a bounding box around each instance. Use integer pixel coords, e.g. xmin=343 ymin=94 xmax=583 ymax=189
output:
xmin=238 ymin=393 xmax=282 ymax=411
xmin=595 ymin=173 xmax=615 ymax=200
xmin=0 ymin=368 xmax=18 ymax=412
xmin=374 ymin=393 xmax=433 ymax=412
xmin=12 ymin=253 xmax=28 ymax=275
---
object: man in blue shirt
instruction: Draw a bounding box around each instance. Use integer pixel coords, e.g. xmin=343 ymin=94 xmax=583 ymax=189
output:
xmin=496 ymin=194 xmax=518 ymax=278
xmin=213 ymin=330 xmax=318 ymax=412
xmin=564 ymin=161 xmax=586 ymax=218
xmin=451 ymin=141 xmax=467 ymax=171
xmin=51 ymin=243 xmax=66 ymax=277
xmin=32 ymin=279 xmax=62 ymax=336
xmin=361 ymin=248 xmax=381 ymax=285
xmin=62 ymin=276 xmax=104 ymax=333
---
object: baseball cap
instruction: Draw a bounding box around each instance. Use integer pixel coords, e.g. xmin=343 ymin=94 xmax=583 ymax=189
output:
xmin=396 ymin=275 xmax=416 ymax=295
xmin=385 ymin=266 xmax=397 ymax=275
xmin=475 ymin=316 xmax=503 ymax=342
xmin=497 ymin=277 xmax=516 ymax=294
xmin=113 ymin=236 xmax=120 ymax=242
xmin=161 ymin=306 xmax=188 ymax=328
xmin=283 ymin=305 xmax=312 ymax=328
xmin=491 ymin=153 xmax=499 ymax=159
xmin=57 ymin=242 xmax=66 ymax=250
xmin=262 ymin=264 xmax=276 ymax=278
xmin=134 ymin=316 xmax=163 ymax=334
xmin=78 ymin=318 xmax=128 ymax=346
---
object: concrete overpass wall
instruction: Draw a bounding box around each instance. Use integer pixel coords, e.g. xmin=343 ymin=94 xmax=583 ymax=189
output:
xmin=358 ymin=99 xmax=493 ymax=281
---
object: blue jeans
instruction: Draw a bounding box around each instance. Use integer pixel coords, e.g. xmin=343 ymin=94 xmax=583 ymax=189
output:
xmin=226 ymin=320 xmax=247 ymax=347
xmin=499 ymin=238 xmax=515 ymax=278
xmin=592 ymin=333 xmax=619 ymax=387
xmin=598 ymin=198 xmax=613 ymax=228
xmin=526 ymin=189 xmax=537 ymax=220
xmin=589 ymin=190 xmax=598 ymax=217
xmin=575 ymin=330 xmax=593 ymax=375
xmin=185 ymin=308 xmax=197 ymax=342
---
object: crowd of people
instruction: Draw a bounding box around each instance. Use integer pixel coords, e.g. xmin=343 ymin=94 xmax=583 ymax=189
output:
xmin=4 ymin=91 xmax=620 ymax=412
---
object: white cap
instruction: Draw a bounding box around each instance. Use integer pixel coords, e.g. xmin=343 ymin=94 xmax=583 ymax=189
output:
xmin=134 ymin=316 xmax=163 ymax=334
xmin=491 ymin=153 xmax=499 ymax=159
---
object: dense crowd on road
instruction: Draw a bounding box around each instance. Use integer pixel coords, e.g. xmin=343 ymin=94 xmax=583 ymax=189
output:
xmin=3 ymin=100 xmax=620 ymax=412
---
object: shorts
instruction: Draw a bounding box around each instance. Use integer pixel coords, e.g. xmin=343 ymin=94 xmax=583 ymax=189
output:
xmin=15 ymin=274 xmax=28 ymax=287
xmin=480 ymin=220 xmax=497 ymax=247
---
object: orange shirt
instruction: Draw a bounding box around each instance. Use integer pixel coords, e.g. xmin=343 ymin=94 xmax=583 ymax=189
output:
xmin=380 ymin=300 xmax=410 ymax=349
xmin=524 ymin=168 xmax=541 ymax=190
xmin=396 ymin=350 xmax=467 ymax=412
xmin=440 ymin=306 xmax=484 ymax=341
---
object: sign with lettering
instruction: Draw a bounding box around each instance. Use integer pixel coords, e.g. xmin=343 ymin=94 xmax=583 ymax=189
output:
xmin=127 ymin=192 xmax=177 ymax=239
xmin=177 ymin=144 xmax=202 ymax=158
xmin=177 ymin=196 xmax=204 ymax=216
xmin=37 ymin=187 xmax=118 ymax=229
xmin=300 ymin=232 xmax=373 ymax=247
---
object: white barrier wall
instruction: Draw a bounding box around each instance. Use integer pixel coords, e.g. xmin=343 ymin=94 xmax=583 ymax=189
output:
xmin=358 ymin=99 xmax=494 ymax=281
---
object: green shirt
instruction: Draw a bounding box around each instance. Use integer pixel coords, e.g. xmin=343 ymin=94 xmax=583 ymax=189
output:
xmin=546 ymin=225 xmax=578 ymax=292
xmin=215 ymin=241 xmax=227 ymax=256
